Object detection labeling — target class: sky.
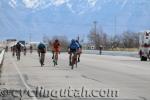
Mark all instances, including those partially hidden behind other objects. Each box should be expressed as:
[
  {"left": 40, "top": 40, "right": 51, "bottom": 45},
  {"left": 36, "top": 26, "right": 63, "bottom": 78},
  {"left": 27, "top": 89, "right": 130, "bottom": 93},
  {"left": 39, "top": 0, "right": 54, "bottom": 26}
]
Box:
[{"left": 0, "top": 0, "right": 150, "bottom": 42}]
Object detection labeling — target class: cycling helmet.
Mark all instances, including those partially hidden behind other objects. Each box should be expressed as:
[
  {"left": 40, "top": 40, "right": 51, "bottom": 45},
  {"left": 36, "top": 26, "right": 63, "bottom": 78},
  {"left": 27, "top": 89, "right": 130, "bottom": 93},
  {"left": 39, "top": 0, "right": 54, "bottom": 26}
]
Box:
[
  {"left": 71, "top": 39, "right": 76, "bottom": 43},
  {"left": 55, "top": 39, "right": 59, "bottom": 43}
]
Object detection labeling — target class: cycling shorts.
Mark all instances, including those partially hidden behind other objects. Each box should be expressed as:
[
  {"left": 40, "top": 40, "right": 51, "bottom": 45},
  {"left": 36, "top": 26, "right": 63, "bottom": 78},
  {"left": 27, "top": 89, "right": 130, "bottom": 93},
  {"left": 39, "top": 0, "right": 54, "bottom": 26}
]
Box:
[
  {"left": 53, "top": 48, "right": 60, "bottom": 53},
  {"left": 70, "top": 49, "right": 77, "bottom": 53}
]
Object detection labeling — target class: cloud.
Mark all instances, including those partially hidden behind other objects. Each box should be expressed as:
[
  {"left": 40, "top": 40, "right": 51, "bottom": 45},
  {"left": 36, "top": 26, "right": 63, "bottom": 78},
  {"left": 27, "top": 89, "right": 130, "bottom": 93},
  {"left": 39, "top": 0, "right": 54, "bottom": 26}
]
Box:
[
  {"left": 88, "top": 0, "right": 97, "bottom": 7},
  {"left": 22, "top": 0, "right": 70, "bottom": 9},
  {"left": 121, "top": 0, "right": 128, "bottom": 9},
  {"left": 51, "top": 0, "right": 67, "bottom": 6},
  {"left": 22, "top": 0, "right": 42, "bottom": 9},
  {"left": 66, "top": 2, "right": 75, "bottom": 13},
  {"left": 9, "top": 0, "right": 17, "bottom": 8}
]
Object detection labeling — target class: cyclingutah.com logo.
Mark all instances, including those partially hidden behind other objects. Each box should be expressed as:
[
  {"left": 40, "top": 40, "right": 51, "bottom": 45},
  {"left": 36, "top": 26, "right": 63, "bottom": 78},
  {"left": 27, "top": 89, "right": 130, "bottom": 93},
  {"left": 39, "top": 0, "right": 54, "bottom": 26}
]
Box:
[{"left": 0, "top": 86, "right": 119, "bottom": 100}]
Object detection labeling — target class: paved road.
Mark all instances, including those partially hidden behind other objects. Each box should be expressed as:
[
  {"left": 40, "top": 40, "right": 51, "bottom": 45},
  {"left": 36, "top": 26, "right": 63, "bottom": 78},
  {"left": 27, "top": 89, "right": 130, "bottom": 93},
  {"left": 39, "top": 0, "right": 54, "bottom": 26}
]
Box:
[{"left": 0, "top": 51, "right": 150, "bottom": 100}]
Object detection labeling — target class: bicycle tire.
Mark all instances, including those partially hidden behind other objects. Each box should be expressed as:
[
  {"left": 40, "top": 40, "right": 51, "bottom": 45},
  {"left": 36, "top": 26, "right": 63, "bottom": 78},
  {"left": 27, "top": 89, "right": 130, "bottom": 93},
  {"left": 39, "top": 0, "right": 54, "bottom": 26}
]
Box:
[
  {"left": 71, "top": 64, "right": 74, "bottom": 70},
  {"left": 53, "top": 53, "right": 58, "bottom": 66},
  {"left": 71, "top": 57, "right": 76, "bottom": 70},
  {"left": 40, "top": 59, "right": 42, "bottom": 66},
  {"left": 76, "top": 60, "right": 77, "bottom": 68},
  {"left": 53, "top": 59, "right": 56, "bottom": 66}
]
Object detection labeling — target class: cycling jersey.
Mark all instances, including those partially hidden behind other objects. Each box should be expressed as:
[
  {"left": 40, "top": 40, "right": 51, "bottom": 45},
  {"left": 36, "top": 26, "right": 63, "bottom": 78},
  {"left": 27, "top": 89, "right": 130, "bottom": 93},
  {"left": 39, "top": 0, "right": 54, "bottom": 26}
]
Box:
[
  {"left": 53, "top": 42, "right": 60, "bottom": 52},
  {"left": 16, "top": 43, "right": 21, "bottom": 52},
  {"left": 38, "top": 43, "right": 46, "bottom": 53}
]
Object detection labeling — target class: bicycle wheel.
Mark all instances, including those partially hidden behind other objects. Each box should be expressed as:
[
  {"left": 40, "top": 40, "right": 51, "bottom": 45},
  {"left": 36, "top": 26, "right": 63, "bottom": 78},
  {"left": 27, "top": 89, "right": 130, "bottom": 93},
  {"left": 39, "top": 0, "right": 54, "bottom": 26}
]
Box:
[
  {"left": 53, "top": 53, "right": 56, "bottom": 66},
  {"left": 40, "top": 59, "right": 42, "bottom": 66},
  {"left": 40, "top": 54, "right": 44, "bottom": 67},
  {"left": 17, "top": 52, "right": 20, "bottom": 60},
  {"left": 53, "top": 59, "right": 56, "bottom": 66},
  {"left": 75, "top": 59, "right": 78, "bottom": 68},
  {"left": 71, "top": 63, "right": 74, "bottom": 70},
  {"left": 17, "top": 55, "right": 19, "bottom": 60},
  {"left": 71, "top": 55, "right": 75, "bottom": 70}
]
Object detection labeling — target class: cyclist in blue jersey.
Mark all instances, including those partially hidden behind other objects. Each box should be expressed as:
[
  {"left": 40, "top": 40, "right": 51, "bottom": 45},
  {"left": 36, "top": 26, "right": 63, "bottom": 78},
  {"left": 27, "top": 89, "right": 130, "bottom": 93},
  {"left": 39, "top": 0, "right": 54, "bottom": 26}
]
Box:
[{"left": 68, "top": 39, "right": 80, "bottom": 66}]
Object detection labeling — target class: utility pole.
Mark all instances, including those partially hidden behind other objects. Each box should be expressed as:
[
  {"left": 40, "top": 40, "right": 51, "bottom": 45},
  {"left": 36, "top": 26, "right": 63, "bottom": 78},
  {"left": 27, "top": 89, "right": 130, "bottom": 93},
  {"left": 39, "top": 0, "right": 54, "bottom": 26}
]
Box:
[
  {"left": 77, "top": 34, "right": 80, "bottom": 41},
  {"left": 114, "top": 16, "right": 117, "bottom": 36},
  {"left": 29, "top": 33, "right": 31, "bottom": 44},
  {"left": 94, "top": 21, "right": 97, "bottom": 35},
  {"left": 111, "top": 16, "right": 117, "bottom": 50},
  {"left": 93, "top": 21, "right": 99, "bottom": 50}
]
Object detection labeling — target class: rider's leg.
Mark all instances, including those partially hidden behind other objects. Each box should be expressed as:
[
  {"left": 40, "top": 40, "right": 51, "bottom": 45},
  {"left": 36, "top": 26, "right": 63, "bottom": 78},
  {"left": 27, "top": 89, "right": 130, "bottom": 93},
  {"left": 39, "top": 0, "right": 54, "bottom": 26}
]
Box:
[
  {"left": 19, "top": 52, "right": 20, "bottom": 60},
  {"left": 78, "top": 53, "right": 80, "bottom": 62},
  {"left": 52, "top": 51, "right": 54, "bottom": 59},
  {"left": 39, "top": 52, "right": 42, "bottom": 65},
  {"left": 72, "top": 53, "right": 75, "bottom": 64},
  {"left": 74, "top": 52, "right": 77, "bottom": 64},
  {"left": 69, "top": 53, "right": 72, "bottom": 65},
  {"left": 55, "top": 52, "right": 58, "bottom": 61},
  {"left": 41, "top": 53, "right": 45, "bottom": 65},
  {"left": 55, "top": 52, "right": 58, "bottom": 65},
  {"left": 38, "top": 51, "right": 40, "bottom": 57},
  {"left": 42, "top": 53, "right": 45, "bottom": 65}
]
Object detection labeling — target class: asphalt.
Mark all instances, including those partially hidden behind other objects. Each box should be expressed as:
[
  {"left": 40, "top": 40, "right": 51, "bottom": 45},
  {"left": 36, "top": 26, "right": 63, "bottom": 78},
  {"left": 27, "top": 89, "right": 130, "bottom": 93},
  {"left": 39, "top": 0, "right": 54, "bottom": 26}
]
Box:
[{"left": 0, "top": 51, "right": 150, "bottom": 100}]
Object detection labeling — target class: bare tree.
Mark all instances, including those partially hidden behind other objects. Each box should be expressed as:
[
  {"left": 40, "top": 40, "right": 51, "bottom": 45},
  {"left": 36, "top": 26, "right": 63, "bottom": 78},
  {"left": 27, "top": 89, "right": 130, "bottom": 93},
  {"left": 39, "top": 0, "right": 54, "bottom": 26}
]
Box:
[
  {"left": 121, "top": 31, "right": 139, "bottom": 48},
  {"left": 111, "top": 34, "right": 121, "bottom": 49},
  {"left": 88, "top": 25, "right": 108, "bottom": 50},
  {"left": 43, "top": 35, "right": 50, "bottom": 44}
]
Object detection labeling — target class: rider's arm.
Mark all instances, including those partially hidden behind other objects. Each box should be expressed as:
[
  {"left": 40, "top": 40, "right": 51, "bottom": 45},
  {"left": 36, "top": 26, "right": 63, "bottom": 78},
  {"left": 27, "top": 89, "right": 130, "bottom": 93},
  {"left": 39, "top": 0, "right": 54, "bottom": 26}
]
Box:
[
  {"left": 68, "top": 46, "right": 70, "bottom": 54},
  {"left": 44, "top": 47, "right": 46, "bottom": 53},
  {"left": 58, "top": 43, "right": 61, "bottom": 54}
]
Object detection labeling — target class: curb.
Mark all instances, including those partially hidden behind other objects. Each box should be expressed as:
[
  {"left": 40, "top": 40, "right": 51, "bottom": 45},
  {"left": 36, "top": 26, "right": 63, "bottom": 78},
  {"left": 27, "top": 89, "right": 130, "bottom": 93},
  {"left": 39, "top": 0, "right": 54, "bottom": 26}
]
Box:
[{"left": 0, "top": 49, "right": 5, "bottom": 68}]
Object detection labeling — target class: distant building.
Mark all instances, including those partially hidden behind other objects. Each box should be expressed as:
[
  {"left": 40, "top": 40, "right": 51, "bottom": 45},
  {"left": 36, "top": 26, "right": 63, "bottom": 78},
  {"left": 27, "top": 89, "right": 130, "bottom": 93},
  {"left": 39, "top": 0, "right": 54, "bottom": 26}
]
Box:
[
  {"left": 82, "top": 43, "right": 96, "bottom": 50},
  {"left": 6, "top": 39, "right": 16, "bottom": 44},
  {"left": 27, "top": 42, "right": 48, "bottom": 50},
  {"left": 0, "top": 40, "right": 7, "bottom": 48},
  {"left": 6, "top": 39, "right": 17, "bottom": 47},
  {"left": 28, "top": 42, "right": 40, "bottom": 50}
]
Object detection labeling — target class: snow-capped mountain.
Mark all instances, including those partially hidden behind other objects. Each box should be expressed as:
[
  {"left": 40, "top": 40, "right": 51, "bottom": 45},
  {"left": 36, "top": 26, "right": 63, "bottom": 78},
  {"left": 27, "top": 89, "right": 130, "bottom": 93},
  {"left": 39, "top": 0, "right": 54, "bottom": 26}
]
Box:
[{"left": 0, "top": 0, "right": 150, "bottom": 41}]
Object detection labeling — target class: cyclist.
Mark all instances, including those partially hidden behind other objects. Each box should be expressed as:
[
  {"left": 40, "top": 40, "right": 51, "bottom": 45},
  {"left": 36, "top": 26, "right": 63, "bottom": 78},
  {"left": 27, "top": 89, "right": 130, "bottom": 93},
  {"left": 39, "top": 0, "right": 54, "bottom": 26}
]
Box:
[
  {"left": 99, "top": 45, "right": 103, "bottom": 55},
  {"left": 16, "top": 42, "right": 21, "bottom": 60},
  {"left": 12, "top": 45, "right": 16, "bottom": 57},
  {"left": 68, "top": 39, "right": 80, "bottom": 66},
  {"left": 30, "top": 45, "right": 33, "bottom": 53},
  {"left": 52, "top": 39, "right": 60, "bottom": 65},
  {"left": 37, "top": 42, "right": 46, "bottom": 66},
  {"left": 23, "top": 46, "right": 27, "bottom": 56},
  {"left": 76, "top": 40, "right": 82, "bottom": 62},
  {"left": 37, "top": 48, "right": 40, "bottom": 57},
  {"left": 5, "top": 46, "right": 8, "bottom": 52}
]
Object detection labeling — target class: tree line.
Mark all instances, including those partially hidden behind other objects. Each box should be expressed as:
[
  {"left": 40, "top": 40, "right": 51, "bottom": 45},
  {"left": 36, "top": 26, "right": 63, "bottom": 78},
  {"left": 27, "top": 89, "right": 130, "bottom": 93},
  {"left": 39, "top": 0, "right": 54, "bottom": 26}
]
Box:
[
  {"left": 43, "top": 27, "right": 139, "bottom": 51},
  {"left": 88, "top": 26, "right": 139, "bottom": 50}
]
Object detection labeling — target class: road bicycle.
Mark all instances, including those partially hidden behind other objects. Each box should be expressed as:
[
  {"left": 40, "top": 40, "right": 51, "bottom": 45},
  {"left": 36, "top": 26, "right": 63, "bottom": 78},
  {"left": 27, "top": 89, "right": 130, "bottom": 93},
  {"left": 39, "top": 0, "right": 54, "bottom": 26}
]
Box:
[
  {"left": 53, "top": 52, "right": 58, "bottom": 66},
  {"left": 71, "top": 52, "right": 78, "bottom": 70},
  {"left": 40, "top": 53, "right": 45, "bottom": 67},
  {"left": 16, "top": 51, "right": 20, "bottom": 60}
]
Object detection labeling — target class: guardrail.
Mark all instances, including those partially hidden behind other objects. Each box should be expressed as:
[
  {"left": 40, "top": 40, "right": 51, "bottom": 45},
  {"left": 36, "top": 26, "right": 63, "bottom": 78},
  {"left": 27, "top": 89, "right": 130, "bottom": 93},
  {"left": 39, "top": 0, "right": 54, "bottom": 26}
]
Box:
[
  {"left": 0, "top": 49, "right": 5, "bottom": 67},
  {"left": 82, "top": 50, "right": 139, "bottom": 58}
]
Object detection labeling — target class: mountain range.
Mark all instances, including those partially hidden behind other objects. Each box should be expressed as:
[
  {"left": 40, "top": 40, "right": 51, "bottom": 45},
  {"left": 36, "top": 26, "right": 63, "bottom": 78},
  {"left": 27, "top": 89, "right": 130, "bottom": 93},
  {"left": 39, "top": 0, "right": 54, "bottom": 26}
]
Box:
[{"left": 0, "top": 0, "right": 150, "bottom": 41}]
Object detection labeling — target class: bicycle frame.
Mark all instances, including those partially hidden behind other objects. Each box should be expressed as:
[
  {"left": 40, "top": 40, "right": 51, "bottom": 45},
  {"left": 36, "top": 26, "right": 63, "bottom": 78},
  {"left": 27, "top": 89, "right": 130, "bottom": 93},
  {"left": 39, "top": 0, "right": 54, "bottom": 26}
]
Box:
[
  {"left": 40, "top": 53, "right": 45, "bottom": 66},
  {"left": 53, "top": 52, "right": 58, "bottom": 66},
  {"left": 71, "top": 52, "right": 78, "bottom": 69},
  {"left": 16, "top": 51, "right": 20, "bottom": 60}
]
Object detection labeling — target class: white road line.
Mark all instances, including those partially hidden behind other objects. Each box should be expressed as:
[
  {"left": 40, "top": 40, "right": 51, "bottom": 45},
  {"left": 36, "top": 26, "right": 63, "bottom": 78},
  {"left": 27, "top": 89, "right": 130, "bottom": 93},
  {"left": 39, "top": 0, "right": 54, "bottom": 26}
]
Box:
[{"left": 11, "top": 58, "right": 38, "bottom": 100}]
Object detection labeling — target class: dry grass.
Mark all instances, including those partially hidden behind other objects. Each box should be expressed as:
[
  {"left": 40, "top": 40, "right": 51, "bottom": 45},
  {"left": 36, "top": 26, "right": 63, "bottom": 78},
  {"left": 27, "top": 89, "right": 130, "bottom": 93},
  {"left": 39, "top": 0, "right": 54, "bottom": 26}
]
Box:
[{"left": 107, "top": 48, "right": 138, "bottom": 51}]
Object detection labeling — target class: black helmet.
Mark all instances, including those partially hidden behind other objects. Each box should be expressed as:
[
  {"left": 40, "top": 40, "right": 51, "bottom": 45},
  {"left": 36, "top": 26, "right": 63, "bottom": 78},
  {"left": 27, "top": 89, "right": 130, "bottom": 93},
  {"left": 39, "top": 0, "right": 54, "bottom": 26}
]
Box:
[
  {"left": 71, "top": 39, "right": 75, "bottom": 43},
  {"left": 55, "top": 39, "right": 59, "bottom": 43}
]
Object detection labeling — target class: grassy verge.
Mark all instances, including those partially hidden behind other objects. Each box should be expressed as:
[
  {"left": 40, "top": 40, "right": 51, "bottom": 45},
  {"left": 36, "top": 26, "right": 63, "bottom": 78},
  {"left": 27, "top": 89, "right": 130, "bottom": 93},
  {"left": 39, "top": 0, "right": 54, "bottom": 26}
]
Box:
[{"left": 106, "top": 48, "right": 138, "bottom": 52}]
